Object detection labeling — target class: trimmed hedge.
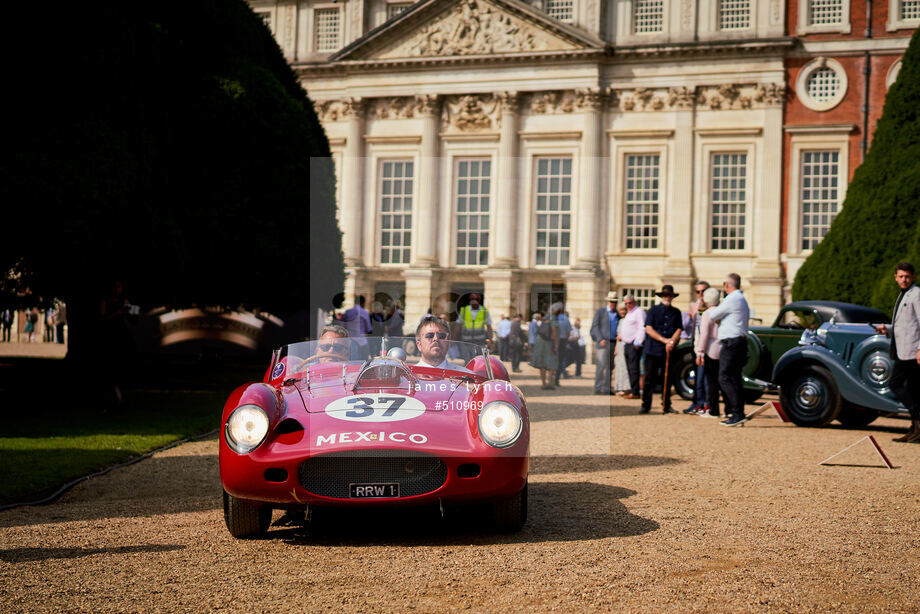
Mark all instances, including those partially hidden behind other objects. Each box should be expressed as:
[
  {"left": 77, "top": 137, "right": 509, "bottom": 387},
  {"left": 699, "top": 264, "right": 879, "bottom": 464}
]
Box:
[{"left": 792, "top": 29, "right": 920, "bottom": 312}]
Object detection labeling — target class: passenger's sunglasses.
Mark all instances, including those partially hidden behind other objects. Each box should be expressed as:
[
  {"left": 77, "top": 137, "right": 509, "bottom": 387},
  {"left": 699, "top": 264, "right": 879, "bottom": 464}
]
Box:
[
  {"left": 318, "top": 343, "right": 347, "bottom": 353},
  {"left": 423, "top": 332, "right": 448, "bottom": 340}
]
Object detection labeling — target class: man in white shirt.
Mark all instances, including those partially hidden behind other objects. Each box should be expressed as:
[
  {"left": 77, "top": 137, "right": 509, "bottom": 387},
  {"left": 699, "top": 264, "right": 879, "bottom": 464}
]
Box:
[
  {"left": 618, "top": 295, "right": 647, "bottom": 399},
  {"left": 415, "top": 315, "right": 452, "bottom": 369},
  {"left": 704, "top": 273, "right": 750, "bottom": 426},
  {"left": 496, "top": 314, "right": 512, "bottom": 361}
]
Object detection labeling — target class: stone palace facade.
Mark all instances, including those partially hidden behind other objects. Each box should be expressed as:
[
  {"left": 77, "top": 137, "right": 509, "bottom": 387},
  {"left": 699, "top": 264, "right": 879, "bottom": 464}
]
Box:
[{"left": 247, "top": 0, "right": 915, "bottom": 328}]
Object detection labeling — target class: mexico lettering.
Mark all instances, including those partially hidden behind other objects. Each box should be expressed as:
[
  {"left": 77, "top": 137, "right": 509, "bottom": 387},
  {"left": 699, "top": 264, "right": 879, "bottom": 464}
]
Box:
[{"left": 315, "top": 431, "right": 429, "bottom": 446}]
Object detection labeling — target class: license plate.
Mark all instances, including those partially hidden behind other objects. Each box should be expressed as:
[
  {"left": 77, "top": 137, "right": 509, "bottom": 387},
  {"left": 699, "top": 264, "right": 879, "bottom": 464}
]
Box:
[{"left": 349, "top": 483, "right": 400, "bottom": 498}]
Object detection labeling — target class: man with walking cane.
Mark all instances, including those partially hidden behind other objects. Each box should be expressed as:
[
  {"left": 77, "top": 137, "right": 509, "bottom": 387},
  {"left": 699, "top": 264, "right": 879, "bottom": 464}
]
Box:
[{"left": 640, "top": 285, "right": 683, "bottom": 414}]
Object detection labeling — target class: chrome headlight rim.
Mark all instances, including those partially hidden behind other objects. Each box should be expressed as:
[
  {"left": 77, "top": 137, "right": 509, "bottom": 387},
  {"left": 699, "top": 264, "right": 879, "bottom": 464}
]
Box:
[
  {"left": 225, "top": 404, "right": 270, "bottom": 454},
  {"left": 477, "top": 401, "right": 523, "bottom": 449}
]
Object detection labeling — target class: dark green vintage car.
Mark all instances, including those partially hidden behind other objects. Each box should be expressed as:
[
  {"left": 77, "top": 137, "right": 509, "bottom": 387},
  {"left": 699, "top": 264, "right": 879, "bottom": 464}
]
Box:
[{"left": 674, "top": 300, "right": 889, "bottom": 403}]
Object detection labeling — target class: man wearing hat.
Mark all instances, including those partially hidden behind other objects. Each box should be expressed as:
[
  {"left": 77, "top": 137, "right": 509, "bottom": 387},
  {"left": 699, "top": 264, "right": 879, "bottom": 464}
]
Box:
[
  {"left": 641, "top": 284, "right": 683, "bottom": 414},
  {"left": 590, "top": 292, "right": 620, "bottom": 395}
]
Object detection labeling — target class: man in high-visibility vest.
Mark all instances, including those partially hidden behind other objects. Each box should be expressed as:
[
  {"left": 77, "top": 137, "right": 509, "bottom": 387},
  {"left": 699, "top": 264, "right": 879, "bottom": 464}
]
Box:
[{"left": 456, "top": 292, "right": 492, "bottom": 359}]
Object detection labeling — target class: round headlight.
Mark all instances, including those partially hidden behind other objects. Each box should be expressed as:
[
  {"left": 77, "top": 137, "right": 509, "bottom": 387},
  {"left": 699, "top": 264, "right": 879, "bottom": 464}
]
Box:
[
  {"left": 226, "top": 404, "right": 270, "bottom": 453},
  {"left": 478, "top": 401, "right": 523, "bottom": 448}
]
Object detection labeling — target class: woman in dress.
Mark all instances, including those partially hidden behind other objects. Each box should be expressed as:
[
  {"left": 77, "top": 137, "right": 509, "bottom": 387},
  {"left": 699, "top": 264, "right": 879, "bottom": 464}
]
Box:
[
  {"left": 613, "top": 304, "right": 630, "bottom": 395},
  {"left": 529, "top": 302, "right": 561, "bottom": 389}
]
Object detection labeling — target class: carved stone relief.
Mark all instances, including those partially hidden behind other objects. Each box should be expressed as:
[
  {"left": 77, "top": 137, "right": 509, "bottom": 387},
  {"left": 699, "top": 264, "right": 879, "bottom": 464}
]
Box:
[
  {"left": 497, "top": 91, "right": 521, "bottom": 114},
  {"left": 612, "top": 83, "right": 786, "bottom": 112},
  {"left": 574, "top": 88, "right": 606, "bottom": 111},
  {"left": 618, "top": 87, "right": 658, "bottom": 112},
  {"left": 753, "top": 83, "right": 786, "bottom": 106},
  {"left": 441, "top": 94, "right": 500, "bottom": 132},
  {"left": 667, "top": 86, "right": 696, "bottom": 110},
  {"left": 380, "top": 0, "right": 572, "bottom": 58},
  {"left": 370, "top": 98, "right": 417, "bottom": 120},
  {"left": 313, "top": 82, "right": 786, "bottom": 124},
  {"left": 528, "top": 91, "right": 576, "bottom": 114},
  {"left": 314, "top": 98, "right": 367, "bottom": 122}
]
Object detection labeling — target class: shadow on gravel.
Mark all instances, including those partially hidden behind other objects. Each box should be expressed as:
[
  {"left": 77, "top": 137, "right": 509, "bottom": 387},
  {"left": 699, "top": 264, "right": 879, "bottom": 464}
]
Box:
[
  {"left": 0, "top": 453, "right": 219, "bottom": 528},
  {"left": 527, "top": 398, "right": 693, "bottom": 420},
  {"left": 0, "top": 544, "right": 184, "bottom": 563},
  {"left": 823, "top": 422, "right": 909, "bottom": 434},
  {"left": 530, "top": 453, "right": 681, "bottom": 474},
  {"left": 527, "top": 399, "right": 612, "bottom": 422},
  {"left": 277, "top": 481, "right": 658, "bottom": 546}
]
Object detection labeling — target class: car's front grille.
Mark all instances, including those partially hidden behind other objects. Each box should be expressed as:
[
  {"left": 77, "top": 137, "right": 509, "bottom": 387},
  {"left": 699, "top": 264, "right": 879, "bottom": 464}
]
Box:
[{"left": 298, "top": 450, "right": 447, "bottom": 498}]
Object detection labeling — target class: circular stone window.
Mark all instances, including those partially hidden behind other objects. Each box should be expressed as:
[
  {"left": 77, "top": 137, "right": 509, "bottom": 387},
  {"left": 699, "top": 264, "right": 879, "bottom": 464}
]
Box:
[{"left": 796, "top": 57, "right": 848, "bottom": 112}]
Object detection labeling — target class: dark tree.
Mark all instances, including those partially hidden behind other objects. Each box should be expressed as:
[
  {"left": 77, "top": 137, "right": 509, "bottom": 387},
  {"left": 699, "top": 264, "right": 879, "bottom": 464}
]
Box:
[
  {"left": 793, "top": 29, "right": 920, "bottom": 310},
  {"left": 0, "top": 0, "right": 343, "bottom": 362}
]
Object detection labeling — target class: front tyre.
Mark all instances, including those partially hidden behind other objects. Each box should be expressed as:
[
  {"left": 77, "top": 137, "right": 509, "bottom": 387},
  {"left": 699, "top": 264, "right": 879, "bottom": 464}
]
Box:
[
  {"left": 223, "top": 490, "right": 271, "bottom": 538},
  {"left": 492, "top": 483, "right": 527, "bottom": 532},
  {"left": 780, "top": 365, "right": 841, "bottom": 427}
]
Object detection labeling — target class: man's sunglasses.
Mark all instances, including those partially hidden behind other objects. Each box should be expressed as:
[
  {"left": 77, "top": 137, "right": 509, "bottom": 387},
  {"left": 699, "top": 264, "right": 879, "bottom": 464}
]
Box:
[
  {"left": 319, "top": 343, "right": 348, "bottom": 353},
  {"left": 423, "top": 332, "right": 448, "bottom": 340}
]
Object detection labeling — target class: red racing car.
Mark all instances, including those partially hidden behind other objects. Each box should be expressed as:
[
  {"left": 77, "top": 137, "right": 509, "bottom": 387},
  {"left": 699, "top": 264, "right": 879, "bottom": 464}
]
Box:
[{"left": 220, "top": 327, "right": 530, "bottom": 539}]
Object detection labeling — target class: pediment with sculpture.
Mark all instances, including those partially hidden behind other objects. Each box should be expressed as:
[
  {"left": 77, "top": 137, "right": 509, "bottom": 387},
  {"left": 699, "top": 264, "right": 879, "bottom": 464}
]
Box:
[{"left": 346, "top": 0, "right": 590, "bottom": 61}]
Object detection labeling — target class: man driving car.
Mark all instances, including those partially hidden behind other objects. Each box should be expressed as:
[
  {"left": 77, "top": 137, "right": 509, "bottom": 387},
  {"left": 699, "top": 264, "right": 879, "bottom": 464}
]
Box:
[
  {"left": 415, "top": 316, "right": 451, "bottom": 369},
  {"left": 315, "top": 324, "right": 350, "bottom": 362}
]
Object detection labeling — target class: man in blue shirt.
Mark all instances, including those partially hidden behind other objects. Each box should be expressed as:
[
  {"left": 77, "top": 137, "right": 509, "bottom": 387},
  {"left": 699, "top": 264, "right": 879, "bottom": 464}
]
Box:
[
  {"left": 590, "top": 292, "right": 619, "bottom": 395},
  {"left": 641, "top": 285, "right": 684, "bottom": 413},
  {"left": 342, "top": 295, "right": 373, "bottom": 360},
  {"left": 554, "top": 307, "right": 573, "bottom": 385},
  {"left": 528, "top": 313, "right": 541, "bottom": 347},
  {"left": 705, "top": 273, "right": 751, "bottom": 426}
]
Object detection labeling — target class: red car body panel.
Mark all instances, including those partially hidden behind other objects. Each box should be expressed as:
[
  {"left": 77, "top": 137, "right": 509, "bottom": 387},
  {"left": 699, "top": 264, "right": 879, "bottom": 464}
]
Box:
[{"left": 220, "top": 356, "right": 529, "bottom": 508}]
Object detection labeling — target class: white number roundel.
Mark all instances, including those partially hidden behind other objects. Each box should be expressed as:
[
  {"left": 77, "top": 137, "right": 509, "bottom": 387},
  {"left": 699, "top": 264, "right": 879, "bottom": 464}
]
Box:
[{"left": 324, "top": 393, "right": 426, "bottom": 422}]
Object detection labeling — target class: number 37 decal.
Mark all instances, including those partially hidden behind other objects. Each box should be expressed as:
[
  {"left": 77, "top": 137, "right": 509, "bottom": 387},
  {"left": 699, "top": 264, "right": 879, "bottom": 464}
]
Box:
[{"left": 324, "top": 393, "right": 426, "bottom": 422}]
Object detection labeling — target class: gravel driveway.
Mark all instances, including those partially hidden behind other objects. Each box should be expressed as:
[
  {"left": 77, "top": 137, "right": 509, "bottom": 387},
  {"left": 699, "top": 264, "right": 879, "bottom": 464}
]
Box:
[{"left": 2, "top": 365, "right": 919, "bottom": 613}]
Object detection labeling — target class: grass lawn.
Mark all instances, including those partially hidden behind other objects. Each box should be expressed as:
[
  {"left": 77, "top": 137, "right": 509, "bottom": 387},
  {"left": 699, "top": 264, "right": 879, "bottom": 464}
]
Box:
[{"left": 0, "top": 357, "right": 263, "bottom": 504}]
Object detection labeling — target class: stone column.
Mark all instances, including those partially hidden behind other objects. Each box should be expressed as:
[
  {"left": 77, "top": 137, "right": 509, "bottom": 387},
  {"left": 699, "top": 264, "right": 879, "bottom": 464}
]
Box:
[
  {"left": 574, "top": 88, "right": 605, "bottom": 269},
  {"left": 341, "top": 97, "right": 366, "bottom": 267},
  {"left": 402, "top": 268, "right": 434, "bottom": 333},
  {"left": 414, "top": 94, "right": 440, "bottom": 267},
  {"left": 481, "top": 269, "right": 515, "bottom": 321},
  {"left": 749, "top": 86, "right": 785, "bottom": 319},
  {"left": 495, "top": 91, "right": 520, "bottom": 267},
  {"left": 563, "top": 269, "right": 604, "bottom": 337},
  {"left": 662, "top": 86, "right": 696, "bottom": 304}
]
